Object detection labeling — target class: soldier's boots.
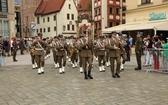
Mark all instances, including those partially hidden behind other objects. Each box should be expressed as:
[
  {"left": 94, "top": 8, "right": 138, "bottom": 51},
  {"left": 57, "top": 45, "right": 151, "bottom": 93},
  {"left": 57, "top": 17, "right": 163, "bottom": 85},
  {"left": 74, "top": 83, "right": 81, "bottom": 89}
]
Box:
[
  {"left": 59, "top": 68, "right": 63, "bottom": 74},
  {"left": 99, "top": 66, "right": 102, "bottom": 72},
  {"left": 32, "top": 64, "right": 36, "bottom": 69},
  {"left": 41, "top": 67, "right": 44, "bottom": 74},
  {"left": 80, "top": 67, "right": 83, "bottom": 73},
  {"left": 84, "top": 71, "right": 88, "bottom": 79},
  {"left": 62, "top": 67, "right": 65, "bottom": 73},
  {"left": 38, "top": 68, "right": 41, "bottom": 74},
  {"left": 74, "top": 62, "right": 78, "bottom": 67},
  {"left": 135, "top": 66, "right": 141, "bottom": 70},
  {"left": 120, "top": 64, "right": 124, "bottom": 71},
  {"left": 88, "top": 71, "right": 93, "bottom": 79},
  {"left": 102, "top": 66, "right": 105, "bottom": 72}
]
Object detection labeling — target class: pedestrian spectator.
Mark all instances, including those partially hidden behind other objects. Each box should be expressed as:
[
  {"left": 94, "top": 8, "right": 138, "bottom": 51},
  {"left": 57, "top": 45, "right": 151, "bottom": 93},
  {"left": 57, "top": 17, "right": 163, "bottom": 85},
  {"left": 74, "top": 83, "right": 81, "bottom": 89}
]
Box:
[
  {"left": 24, "top": 39, "right": 29, "bottom": 53},
  {"left": 129, "top": 35, "right": 133, "bottom": 56},
  {"left": 10, "top": 38, "right": 14, "bottom": 56},
  {"left": 124, "top": 37, "right": 130, "bottom": 61},
  {"left": 12, "top": 37, "right": 18, "bottom": 62},
  {"left": 144, "top": 35, "right": 153, "bottom": 66},
  {"left": 135, "top": 33, "right": 143, "bottom": 70},
  {"left": 162, "top": 38, "right": 168, "bottom": 70},
  {"left": 152, "top": 37, "right": 161, "bottom": 70},
  {"left": 3, "top": 38, "right": 10, "bottom": 57},
  {"left": 19, "top": 38, "right": 25, "bottom": 55}
]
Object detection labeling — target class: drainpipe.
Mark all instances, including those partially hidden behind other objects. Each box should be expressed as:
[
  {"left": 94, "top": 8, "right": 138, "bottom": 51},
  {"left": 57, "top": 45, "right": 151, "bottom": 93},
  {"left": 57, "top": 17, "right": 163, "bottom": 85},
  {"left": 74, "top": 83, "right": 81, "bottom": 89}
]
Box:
[
  {"left": 55, "top": 13, "right": 57, "bottom": 36},
  {"left": 120, "top": 0, "right": 123, "bottom": 25}
]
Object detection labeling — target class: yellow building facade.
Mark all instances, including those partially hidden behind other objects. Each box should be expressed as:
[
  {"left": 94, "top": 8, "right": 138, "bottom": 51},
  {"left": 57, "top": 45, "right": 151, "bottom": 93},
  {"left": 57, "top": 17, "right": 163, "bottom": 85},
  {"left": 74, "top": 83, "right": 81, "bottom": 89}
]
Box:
[{"left": 126, "top": 0, "right": 168, "bottom": 23}]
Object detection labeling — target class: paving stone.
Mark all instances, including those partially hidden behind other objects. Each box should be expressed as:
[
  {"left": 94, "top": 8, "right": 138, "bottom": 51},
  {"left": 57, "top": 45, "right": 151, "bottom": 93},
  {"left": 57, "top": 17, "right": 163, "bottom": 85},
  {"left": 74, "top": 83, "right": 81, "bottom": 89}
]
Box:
[{"left": 0, "top": 53, "right": 168, "bottom": 104}]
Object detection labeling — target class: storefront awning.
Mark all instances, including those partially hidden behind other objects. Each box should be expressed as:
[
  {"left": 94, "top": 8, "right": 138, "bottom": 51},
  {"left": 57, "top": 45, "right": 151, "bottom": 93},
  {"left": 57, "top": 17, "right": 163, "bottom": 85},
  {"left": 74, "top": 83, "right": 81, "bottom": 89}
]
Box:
[
  {"left": 102, "top": 21, "right": 168, "bottom": 34},
  {"left": 126, "top": 21, "right": 168, "bottom": 31},
  {"left": 102, "top": 23, "right": 140, "bottom": 33}
]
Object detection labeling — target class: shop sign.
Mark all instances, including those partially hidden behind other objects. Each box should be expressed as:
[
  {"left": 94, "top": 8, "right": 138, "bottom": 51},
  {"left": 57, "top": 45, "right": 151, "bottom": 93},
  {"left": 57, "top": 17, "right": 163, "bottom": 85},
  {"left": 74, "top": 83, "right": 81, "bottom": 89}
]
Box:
[{"left": 149, "top": 12, "right": 166, "bottom": 21}]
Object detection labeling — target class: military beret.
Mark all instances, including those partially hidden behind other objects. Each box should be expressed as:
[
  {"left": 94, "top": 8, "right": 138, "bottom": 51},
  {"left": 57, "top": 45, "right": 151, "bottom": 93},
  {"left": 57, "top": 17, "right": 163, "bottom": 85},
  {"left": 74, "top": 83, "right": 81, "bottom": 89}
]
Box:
[
  {"left": 58, "top": 34, "right": 63, "bottom": 38},
  {"left": 111, "top": 31, "right": 117, "bottom": 35}
]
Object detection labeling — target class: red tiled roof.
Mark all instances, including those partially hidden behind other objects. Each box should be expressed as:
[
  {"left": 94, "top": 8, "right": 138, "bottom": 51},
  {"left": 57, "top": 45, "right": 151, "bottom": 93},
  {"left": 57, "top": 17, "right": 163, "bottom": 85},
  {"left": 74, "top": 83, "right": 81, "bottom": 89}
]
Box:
[
  {"left": 77, "top": 0, "right": 91, "bottom": 11},
  {"left": 35, "top": 0, "right": 66, "bottom": 15}
]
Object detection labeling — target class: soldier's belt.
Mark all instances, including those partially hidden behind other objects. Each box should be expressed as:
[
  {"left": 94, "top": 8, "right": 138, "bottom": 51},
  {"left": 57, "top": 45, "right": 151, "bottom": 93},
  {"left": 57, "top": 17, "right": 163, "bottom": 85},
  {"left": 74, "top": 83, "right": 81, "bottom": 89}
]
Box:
[
  {"left": 35, "top": 48, "right": 43, "bottom": 50},
  {"left": 99, "top": 48, "right": 105, "bottom": 50},
  {"left": 59, "top": 49, "right": 65, "bottom": 51},
  {"left": 83, "top": 49, "right": 91, "bottom": 50}
]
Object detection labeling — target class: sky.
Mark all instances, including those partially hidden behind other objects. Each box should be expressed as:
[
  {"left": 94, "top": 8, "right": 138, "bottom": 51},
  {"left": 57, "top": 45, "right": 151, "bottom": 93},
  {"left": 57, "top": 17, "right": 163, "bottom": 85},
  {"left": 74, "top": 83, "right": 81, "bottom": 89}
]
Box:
[{"left": 14, "top": 0, "right": 20, "bottom": 4}]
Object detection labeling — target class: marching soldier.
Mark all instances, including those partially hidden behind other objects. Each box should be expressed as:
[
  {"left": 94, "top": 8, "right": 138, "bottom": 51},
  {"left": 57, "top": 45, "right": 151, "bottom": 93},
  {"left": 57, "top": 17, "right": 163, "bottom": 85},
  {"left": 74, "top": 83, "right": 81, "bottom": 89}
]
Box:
[
  {"left": 118, "top": 34, "right": 127, "bottom": 71},
  {"left": 12, "top": 37, "right": 18, "bottom": 62},
  {"left": 31, "top": 36, "right": 48, "bottom": 74},
  {"left": 55, "top": 34, "right": 68, "bottom": 74},
  {"left": 135, "top": 33, "right": 143, "bottom": 70},
  {"left": 79, "top": 33, "right": 93, "bottom": 79},
  {"left": 29, "top": 37, "right": 37, "bottom": 69},
  {"left": 45, "top": 37, "right": 52, "bottom": 59},
  {"left": 105, "top": 34, "right": 110, "bottom": 67},
  {"left": 52, "top": 36, "right": 59, "bottom": 68},
  {"left": 76, "top": 35, "right": 84, "bottom": 73},
  {"left": 93, "top": 36, "right": 98, "bottom": 61},
  {"left": 69, "top": 36, "right": 78, "bottom": 68},
  {"left": 106, "top": 31, "right": 126, "bottom": 78},
  {"left": 19, "top": 38, "right": 25, "bottom": 55},
  {"left": 94, "top": 35, "right": 106, "bottom": 72}
]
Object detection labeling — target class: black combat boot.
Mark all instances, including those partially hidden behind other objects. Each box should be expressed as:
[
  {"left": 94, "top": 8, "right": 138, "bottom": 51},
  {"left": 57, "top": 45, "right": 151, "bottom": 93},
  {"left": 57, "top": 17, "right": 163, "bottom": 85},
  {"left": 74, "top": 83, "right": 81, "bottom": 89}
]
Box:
[
  {"left": 135, "top": 66, "right": 141, "bottom": 70},
  {"left": 88, "top": 71, "right": 93, "bottom": 79},
  {"left": 84, "top": 71, "right": 88, "bottom": 79},
  {"left": 115, "top": 73, "right": 120, "bottom": 78}
]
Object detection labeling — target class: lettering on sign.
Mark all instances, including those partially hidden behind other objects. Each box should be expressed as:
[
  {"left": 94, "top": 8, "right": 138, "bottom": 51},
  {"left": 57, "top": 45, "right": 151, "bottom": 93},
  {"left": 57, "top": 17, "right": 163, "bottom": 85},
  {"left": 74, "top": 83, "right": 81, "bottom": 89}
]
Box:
[{"left": 149, "top": 12, "right": 166, "bottom": 21}]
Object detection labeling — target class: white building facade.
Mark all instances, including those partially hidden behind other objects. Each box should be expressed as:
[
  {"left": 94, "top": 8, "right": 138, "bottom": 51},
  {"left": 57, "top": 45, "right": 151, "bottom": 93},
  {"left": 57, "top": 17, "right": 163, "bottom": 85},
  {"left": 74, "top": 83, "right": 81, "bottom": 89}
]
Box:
[{"left": 35, "top": 0, "right": 78, "bottom": 38}]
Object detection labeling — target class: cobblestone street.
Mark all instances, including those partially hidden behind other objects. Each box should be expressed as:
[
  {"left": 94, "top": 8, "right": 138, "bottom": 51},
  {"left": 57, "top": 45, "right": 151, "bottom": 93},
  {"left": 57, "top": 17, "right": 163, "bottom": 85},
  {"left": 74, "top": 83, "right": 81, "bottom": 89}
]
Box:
[{"left": 0, "top": 53, "right": 168, "bottom": 105}]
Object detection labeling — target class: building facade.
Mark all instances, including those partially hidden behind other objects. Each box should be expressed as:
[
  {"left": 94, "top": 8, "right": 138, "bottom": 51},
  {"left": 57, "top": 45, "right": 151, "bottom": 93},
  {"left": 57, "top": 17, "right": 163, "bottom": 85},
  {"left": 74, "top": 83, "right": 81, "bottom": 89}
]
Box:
[
  {"left": 125, "top": 0, "right": 168, "bottom": 39},
  {"left": 35, "top": 0, "right": 78, "bottom": 38},
  {"left": 20, "top": 0, "right": 42, "bottom": 38},
  {"left": 74, "top": 0, "right": 94, "bottom": 37},
  {"left": 0, "top": 0, "right": 15, "bottom": 38},
  {"left": 93, "top": 0, "right": 126, "bottom": 35},
  {"left": 15, "top": 2, "right": 21, "bottom": 38}
]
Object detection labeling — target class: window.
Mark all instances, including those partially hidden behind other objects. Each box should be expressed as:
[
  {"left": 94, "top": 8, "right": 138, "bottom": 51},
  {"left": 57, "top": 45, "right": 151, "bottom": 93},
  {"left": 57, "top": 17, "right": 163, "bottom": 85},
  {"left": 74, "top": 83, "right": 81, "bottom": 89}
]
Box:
[
  {"left": 71, "top": 14, "right": 74, "bottom": 20},
  {"left": 37, "top": 17, "right": 40, "bottom": 24},
  {"left": 72, "top": 25, "right": 75, "bottom": 31},
  {"left": 116, "top": 8, "right": 120, "bottom": 15},
  {"left": 69, "top": 4, "right": 71, "bottom": 9},
  {"left": 47, "top": 17, "right": 50, "bottom": 22},
  {"left": 98, "top": 8, "right": 101, "bottom": 15},
  {"left": 67, "top": 24, "right": 70, "bottom": 30},
  {"left": 48, "top": 27, "right": 50, "bottom": 32},
  {"left": 63, "top": 25, "right": 66, "bottom": 31},
  {"left": 0, "top": 0, "right": 8, "bottom": 12},
  {"left": 54, "top": 26, "right": 56, "bottom": 31},
  {"left": 141, "top": 0, "right": 151, "bottom": 4},
  {"left": 37, "top": 29, "right": 38, "bottom": 33},
  {"left": 109, "top": 7, "right": 113, "bottom": 14},
  {"left": 116, "top": 21, "right": 120, "bottom": 26},
  {"left": 43, "top": 18, "right": 45, "bottom": 23},
  {"left": 109, "top": 22, "right": 113, "bottom": 27},
  {"left": 53, "top": 15, "right": 56, "bottom": 21},
  {"left": 67, "top": 14, "right": 70, "bottom": 20},
  {"left": 40, "top": 28, "right": 42, "bottom": 33},
  {"left": 43, "top": 28, "right": 45, "bottom": 33}
]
